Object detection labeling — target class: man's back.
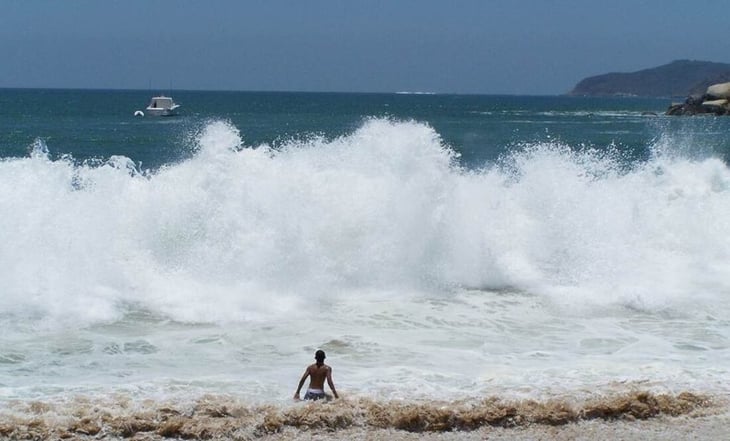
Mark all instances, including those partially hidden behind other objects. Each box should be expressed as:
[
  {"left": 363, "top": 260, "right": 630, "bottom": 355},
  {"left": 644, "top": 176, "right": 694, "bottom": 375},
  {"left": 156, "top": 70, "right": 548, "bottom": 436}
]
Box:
[
  {"left": 294, "top": 350, "right": 339, "bottom": 400},
  {"left": 306, "top": 363, "right": 330, "bottom": 390}
]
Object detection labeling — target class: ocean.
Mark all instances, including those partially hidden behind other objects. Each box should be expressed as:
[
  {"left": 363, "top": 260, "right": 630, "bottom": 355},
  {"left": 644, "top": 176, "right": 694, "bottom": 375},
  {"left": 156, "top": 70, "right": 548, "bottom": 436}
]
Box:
[{"left": 1, "top": 89, "right": 729, "bottom": 439}]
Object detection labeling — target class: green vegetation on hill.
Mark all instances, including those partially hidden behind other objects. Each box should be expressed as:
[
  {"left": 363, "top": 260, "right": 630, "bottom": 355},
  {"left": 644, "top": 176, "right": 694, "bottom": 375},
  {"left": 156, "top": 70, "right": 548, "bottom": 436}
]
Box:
[{"left": 569, "top": 60, "right": 730, "bottom": 97}]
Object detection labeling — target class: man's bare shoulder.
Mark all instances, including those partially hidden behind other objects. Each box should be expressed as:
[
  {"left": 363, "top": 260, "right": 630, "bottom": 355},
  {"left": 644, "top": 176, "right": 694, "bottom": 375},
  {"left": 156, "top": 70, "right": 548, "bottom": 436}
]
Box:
[{"left": 307, "top": 363, "right": 331, "bottom": 371}]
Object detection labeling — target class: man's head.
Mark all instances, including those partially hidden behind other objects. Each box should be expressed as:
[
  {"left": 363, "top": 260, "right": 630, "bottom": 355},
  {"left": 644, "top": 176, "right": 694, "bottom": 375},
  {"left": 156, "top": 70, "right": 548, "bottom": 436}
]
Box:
[{"left": 315, "top": 350, "right": 326, "bottom": 363}]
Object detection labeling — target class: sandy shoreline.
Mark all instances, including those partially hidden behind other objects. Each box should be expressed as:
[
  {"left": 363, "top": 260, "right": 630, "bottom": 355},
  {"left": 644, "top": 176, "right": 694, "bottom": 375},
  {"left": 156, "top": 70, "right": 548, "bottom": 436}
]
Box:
[
  {"left": 256, "top": 413, "right": 730, "bottom": 441},
  {"left": 0, "top": 390, "right": 724, "bottom": 440},
  {"left": 4, "top": 414, "right": 728, "bottom": 441}
]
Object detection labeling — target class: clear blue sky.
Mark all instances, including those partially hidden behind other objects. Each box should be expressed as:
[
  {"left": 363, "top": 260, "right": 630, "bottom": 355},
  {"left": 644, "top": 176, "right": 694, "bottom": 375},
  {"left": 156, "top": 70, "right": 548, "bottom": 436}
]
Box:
[{"left": 0, "top": 0, "right": 727, "bottom": 94}]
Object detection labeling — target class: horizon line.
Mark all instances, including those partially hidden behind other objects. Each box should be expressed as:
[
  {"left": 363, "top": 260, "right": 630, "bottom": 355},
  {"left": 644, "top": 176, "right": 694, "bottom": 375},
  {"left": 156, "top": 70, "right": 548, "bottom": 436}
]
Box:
[
  {"left": 0, "top": 86, "right": 681, "bottom": 99},
  {"left": 0, "top": 85, "right": 576, "bottom": 97}
]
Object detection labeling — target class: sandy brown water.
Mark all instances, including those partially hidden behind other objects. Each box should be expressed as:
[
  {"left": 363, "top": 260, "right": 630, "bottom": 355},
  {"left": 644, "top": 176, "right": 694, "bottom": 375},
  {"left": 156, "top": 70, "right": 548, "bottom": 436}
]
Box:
[{"left": 0, "top": 389, "right": 723, "bottom": 440}]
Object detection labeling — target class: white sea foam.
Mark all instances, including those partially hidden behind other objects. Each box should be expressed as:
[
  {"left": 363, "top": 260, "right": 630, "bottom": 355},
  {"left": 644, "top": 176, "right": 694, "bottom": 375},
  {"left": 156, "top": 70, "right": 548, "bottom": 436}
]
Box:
[{"left": 1, "top": 118, "right": 729, "bottom": 402}]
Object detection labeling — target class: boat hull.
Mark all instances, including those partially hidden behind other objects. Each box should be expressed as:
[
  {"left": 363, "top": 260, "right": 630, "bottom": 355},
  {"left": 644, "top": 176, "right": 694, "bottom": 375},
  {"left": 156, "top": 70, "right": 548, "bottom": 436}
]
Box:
[{"left": 145, "top": 105, "right": 180, "bottom": 117}]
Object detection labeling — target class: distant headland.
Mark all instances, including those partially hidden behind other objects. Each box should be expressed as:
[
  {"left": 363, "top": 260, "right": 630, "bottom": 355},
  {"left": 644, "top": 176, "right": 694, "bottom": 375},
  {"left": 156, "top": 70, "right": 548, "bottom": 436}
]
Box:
[{"left": 568, "top": 60, "right": 730, "bottom": 98}]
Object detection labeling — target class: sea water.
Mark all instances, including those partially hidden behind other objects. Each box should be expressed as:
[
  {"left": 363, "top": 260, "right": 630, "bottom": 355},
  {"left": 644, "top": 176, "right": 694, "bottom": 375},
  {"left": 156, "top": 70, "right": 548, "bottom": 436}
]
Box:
[{"left": 0, "top": 90, "right": 729, "bottom": 434}]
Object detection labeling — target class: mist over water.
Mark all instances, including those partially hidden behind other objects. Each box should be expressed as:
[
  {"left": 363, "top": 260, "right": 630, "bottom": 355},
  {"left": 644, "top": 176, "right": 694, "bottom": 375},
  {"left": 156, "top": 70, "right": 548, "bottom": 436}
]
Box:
[{"left": 1, "top": 114, "right": 730, "bottom": 410}]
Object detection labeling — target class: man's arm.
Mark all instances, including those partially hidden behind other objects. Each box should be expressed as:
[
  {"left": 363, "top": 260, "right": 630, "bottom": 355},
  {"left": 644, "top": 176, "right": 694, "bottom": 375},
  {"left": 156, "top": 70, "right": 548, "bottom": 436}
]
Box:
[
  {"left": 294, "top": 369, "right": 309, "bottom": 400},
  {"left": 326, "top": 367, "right": 339, "bottom": 399}
]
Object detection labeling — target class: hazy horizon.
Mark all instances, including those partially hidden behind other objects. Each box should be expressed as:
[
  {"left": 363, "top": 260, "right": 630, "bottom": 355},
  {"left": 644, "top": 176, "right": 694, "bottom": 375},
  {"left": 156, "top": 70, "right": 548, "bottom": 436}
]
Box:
[{"left": 1, "top": 1, "right": 728, "bottom": 95}]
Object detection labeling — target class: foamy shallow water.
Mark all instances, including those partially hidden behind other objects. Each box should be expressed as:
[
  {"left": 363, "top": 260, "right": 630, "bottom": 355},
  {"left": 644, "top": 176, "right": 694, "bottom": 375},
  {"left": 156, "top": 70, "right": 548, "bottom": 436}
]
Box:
[{"left": 2, "top": 287, "right": 729, "bottom": 405}]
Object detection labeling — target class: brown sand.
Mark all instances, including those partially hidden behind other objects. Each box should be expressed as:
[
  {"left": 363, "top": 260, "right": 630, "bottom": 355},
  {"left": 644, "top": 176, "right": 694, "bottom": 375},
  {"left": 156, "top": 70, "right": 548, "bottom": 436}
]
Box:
[
  {"left": 0, "top": 390, "right": 724, "bottom": 440},
  {"left": 257, "top": 413, "right": 730, "bottom": 441}
]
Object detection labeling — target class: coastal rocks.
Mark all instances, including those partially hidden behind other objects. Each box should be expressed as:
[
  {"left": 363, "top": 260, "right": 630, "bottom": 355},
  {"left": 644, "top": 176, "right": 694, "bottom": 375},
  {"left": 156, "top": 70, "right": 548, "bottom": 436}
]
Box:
[
  {"left": 707, "top": 82, "right": 730, "bottom": 97},
  {"left": 667, "top": 81, "right": 730, "bottom": 115}
]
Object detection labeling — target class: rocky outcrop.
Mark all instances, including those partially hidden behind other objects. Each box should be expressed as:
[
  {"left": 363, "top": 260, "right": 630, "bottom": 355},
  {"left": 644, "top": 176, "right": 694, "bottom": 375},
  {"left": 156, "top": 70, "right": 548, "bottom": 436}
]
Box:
[{"left": 666, "top": 81, "right": 730, "bottom": 115}]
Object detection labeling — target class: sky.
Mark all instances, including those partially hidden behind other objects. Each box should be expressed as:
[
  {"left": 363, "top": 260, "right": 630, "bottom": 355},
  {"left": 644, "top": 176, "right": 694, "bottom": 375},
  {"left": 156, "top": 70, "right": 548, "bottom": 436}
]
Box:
[{"left": 0, "top": 0, "right": 728, "bottom": 95}]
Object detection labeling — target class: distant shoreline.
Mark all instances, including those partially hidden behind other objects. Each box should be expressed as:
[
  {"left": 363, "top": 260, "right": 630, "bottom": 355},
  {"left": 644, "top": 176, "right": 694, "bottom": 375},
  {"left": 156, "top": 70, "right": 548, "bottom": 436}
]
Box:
[{"left": 569, "top": 60, "right": 730, "bottom": 98}]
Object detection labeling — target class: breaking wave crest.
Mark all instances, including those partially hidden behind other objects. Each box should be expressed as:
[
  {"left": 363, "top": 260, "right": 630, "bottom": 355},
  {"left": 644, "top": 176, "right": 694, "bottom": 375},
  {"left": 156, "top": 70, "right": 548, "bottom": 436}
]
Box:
[{"left": 2, "top": 118, "right": 730, "bottom": 327}]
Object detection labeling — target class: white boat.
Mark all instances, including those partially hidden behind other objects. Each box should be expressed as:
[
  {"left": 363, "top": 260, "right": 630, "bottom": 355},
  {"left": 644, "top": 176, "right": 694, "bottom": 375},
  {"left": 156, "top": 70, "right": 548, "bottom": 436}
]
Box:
[{"left": 145, "top": 95, "right": 180, "bottom": 116}]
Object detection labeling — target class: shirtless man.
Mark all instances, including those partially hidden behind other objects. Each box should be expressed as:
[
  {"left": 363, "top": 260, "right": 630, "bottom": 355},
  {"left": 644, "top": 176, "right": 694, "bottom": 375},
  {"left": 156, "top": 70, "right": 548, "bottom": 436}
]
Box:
[{"left": 293, "top": 350, "right": 339, "bottom": 401}]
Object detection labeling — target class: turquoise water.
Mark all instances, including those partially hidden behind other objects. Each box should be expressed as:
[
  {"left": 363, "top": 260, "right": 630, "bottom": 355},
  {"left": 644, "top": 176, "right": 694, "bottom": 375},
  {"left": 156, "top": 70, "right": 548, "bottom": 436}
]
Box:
[{"left": 0, "top": 89, "right": 693, "bottom": 169}]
